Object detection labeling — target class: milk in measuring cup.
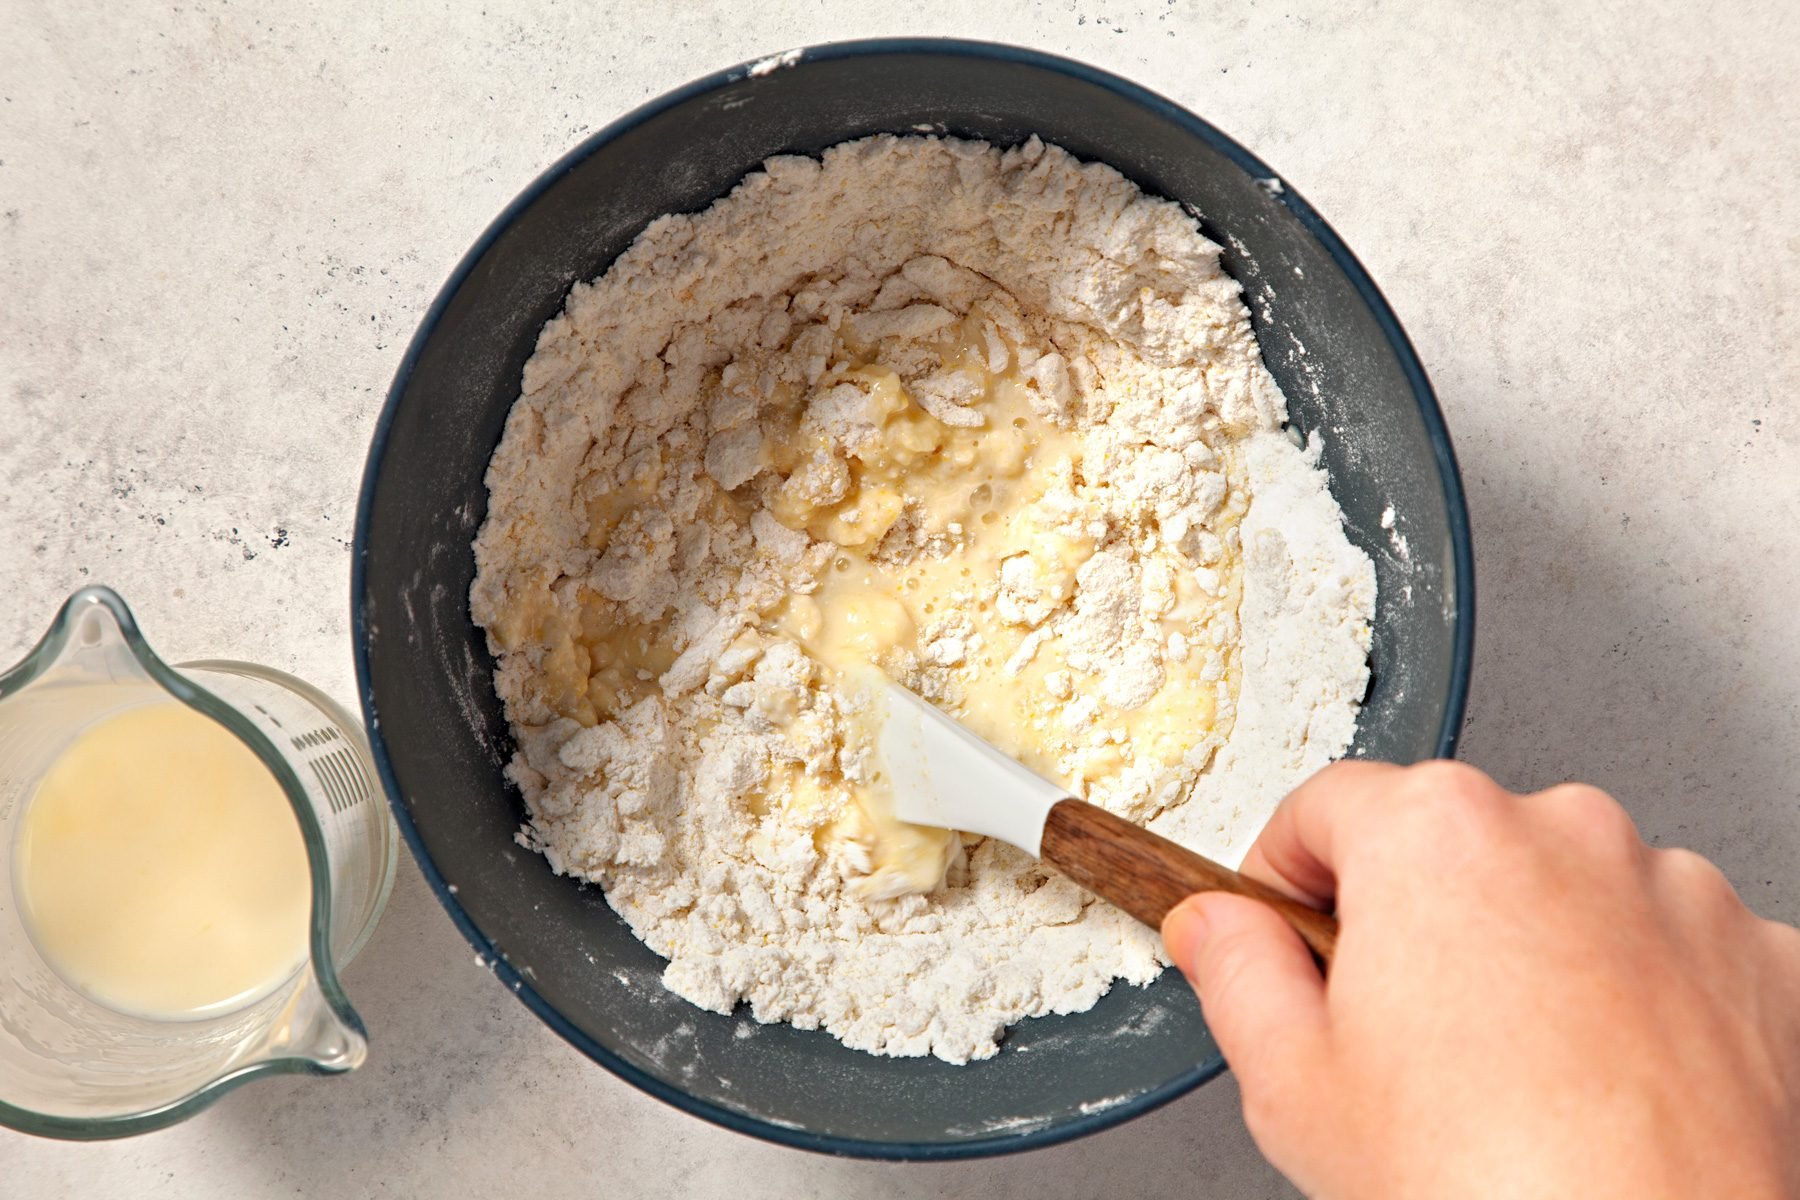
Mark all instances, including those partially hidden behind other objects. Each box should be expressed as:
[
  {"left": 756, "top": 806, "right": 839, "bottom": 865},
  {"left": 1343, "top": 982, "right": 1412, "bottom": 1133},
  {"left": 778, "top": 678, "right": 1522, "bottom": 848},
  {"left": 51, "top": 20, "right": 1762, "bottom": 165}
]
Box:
[{"left": 14, "top": 703, "right": 311, "bottom": 1020}]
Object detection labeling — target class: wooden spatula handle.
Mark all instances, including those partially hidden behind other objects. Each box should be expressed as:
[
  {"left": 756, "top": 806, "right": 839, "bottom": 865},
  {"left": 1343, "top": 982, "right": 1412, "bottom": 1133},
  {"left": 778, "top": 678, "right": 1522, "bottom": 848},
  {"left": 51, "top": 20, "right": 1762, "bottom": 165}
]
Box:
[{"left": 1039, "top": 798, "right": 1337, "bottom": 964}]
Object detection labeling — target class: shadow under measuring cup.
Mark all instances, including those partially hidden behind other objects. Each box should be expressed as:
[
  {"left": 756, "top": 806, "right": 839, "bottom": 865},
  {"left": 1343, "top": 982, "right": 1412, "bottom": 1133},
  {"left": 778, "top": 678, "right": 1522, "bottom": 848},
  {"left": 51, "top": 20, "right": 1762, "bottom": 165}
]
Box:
[{"left": 0, "top": 586, "right": 396, "bottom": 1139}]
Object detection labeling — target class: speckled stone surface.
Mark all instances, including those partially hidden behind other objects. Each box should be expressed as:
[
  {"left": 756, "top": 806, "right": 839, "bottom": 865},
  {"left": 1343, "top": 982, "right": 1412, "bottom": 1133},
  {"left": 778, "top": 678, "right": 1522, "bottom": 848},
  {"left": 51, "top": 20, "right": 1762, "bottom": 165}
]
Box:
[{"left": 3, "top": 2, "right": 1796, "bottom": 1195}]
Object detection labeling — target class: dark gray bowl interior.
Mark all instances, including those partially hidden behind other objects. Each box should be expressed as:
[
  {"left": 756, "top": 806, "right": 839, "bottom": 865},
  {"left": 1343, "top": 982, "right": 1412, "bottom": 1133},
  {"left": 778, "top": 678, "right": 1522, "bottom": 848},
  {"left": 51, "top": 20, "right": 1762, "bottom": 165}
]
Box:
[{"left": 354, "top": 40, "right": 1472, "bottom": 1160}]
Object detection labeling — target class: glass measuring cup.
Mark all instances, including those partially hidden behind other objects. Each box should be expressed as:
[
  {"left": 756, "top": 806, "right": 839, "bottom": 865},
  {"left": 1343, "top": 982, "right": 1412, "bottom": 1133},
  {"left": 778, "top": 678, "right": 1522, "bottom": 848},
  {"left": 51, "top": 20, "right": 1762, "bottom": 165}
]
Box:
[{"left": 0, "top": 586, "right": 396, "bottom": 1139}]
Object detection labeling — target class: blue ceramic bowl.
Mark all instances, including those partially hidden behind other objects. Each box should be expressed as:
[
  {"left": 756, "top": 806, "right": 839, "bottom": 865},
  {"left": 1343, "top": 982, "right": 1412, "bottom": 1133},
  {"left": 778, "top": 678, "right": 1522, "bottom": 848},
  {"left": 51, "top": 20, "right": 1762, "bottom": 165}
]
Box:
[{"left": 354, "top": 39, "right": 1474, "bottom": 1159}]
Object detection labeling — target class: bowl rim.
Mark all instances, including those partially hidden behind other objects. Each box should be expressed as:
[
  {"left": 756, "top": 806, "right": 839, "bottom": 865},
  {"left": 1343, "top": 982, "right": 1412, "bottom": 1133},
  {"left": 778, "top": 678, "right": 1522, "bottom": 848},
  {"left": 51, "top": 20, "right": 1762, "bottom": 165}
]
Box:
[{"left": 352, "top": 36, "right": 1476, "bottom": 1162}]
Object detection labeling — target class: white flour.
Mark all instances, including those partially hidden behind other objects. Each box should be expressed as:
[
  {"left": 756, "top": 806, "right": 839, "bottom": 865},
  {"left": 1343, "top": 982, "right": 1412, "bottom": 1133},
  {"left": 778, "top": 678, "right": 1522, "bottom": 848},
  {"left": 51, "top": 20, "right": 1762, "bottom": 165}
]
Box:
[{"left": 471, "top": 135, "right": 1374, "bottom": 1062}]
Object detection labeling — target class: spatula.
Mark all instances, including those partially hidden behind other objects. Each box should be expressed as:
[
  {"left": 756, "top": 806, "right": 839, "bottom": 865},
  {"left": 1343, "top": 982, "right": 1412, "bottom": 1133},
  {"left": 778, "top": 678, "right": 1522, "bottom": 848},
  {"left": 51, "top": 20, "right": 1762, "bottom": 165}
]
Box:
[{"left": 863, "top": 673, "right": 1338, "bottom": 963}]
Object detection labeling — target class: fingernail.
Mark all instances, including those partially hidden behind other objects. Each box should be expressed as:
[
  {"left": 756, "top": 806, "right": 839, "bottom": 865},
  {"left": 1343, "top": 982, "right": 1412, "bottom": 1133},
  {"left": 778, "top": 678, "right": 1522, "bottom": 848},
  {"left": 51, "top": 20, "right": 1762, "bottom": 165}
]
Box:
[{"left": 1162, "top": 897, "right": 1211, "bottom": 972}]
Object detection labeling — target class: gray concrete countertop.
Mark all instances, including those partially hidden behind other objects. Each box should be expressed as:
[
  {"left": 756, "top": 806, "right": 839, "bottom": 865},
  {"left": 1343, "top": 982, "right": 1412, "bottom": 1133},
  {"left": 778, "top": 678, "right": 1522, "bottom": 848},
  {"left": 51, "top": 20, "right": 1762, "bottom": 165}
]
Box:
[{"left": 4, "top": 2, "right": 1796, "bottom": 1196}]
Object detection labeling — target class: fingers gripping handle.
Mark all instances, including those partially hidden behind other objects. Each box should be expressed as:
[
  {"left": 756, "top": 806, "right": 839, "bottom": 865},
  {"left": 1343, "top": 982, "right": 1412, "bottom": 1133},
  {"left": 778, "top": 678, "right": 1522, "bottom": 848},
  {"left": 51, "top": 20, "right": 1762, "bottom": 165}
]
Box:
[{"left": 1038, "top": 799, "right": 1338, "bottom": 964}]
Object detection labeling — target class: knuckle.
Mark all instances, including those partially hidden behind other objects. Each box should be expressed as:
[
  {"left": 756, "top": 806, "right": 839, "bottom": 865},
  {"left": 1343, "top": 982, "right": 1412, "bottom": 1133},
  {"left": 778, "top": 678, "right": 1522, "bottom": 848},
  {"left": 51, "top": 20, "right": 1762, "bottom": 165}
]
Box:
[
  {"left": 1407, "top": 759, "right": 1491, "bottom": 799},
  {"left": 1540, "top": 783, "right": 1642, "bottom": 852},
  {"left": 1404, "top": 761, "right": 1504, "bottom": 821},
  {"left": 1545, "top": 782, "right": 1623, "bottom": 816},
  {"left": 1401, "top": 761, "right": 1506, "bottom": 839},
  {"left": 1656, "top": 847, "right": 1742, "bottom": 910}
]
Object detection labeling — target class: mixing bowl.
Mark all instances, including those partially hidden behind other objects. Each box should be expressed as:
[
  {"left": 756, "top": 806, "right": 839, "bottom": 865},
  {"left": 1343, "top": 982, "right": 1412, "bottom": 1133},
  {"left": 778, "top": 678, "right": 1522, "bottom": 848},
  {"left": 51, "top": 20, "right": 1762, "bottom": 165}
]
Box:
[{"left": 353, "top": 39, "right": 1474, "bottom": 1159}]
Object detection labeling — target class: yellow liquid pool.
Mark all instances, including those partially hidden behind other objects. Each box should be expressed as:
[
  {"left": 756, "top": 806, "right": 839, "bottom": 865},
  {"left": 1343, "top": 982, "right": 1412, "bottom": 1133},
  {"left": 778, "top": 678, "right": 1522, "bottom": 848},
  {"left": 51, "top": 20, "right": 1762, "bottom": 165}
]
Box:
[{"left": 13, "top": 703, "right": 312, "bottom": 1020}]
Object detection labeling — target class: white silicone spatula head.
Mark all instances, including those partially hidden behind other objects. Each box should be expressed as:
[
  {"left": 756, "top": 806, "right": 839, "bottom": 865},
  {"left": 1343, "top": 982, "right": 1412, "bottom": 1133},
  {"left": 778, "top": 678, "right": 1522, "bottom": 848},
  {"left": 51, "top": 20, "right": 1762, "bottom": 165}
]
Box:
[{"left": 861, "top": 672, "right": 1069, "bottom": 857}]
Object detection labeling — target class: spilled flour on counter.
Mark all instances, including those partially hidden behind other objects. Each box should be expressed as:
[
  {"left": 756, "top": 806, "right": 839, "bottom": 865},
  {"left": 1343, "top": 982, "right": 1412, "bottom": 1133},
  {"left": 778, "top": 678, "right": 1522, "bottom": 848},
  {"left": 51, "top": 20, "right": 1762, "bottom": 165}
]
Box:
[{"left": 471, "top": 135, "right": 1375, "bottom": 1063}]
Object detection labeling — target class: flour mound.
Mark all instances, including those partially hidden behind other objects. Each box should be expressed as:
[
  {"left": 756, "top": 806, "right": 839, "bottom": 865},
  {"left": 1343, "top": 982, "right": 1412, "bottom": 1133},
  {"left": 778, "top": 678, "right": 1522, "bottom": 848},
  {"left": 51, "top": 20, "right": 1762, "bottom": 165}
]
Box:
[{"left": 471, "top": 135, "right": 1375, "bottom": 1063}]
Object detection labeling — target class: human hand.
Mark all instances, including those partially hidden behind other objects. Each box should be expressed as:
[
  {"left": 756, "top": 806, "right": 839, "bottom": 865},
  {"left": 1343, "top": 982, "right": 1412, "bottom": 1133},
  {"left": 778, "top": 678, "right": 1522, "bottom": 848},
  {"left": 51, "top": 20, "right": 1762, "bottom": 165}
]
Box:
[{"left": 1162, "top": 761, "right": 1800, "bottom": 1199}]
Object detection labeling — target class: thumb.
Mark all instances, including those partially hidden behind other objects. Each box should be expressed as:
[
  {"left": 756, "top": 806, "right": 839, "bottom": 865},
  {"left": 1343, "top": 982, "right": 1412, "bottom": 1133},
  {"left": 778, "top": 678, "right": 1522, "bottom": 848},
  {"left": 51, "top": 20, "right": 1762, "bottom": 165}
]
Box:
[{"left": 1163, "top": 892, "right": 1330, "bottom": 1089}]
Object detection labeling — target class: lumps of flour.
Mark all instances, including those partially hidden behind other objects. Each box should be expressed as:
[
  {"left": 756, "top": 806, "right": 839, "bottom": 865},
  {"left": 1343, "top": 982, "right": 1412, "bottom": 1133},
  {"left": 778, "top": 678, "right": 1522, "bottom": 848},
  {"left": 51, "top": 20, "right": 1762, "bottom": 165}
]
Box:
[{"left": 472, "top": 135, "right": 1375, "bottom": 1063}]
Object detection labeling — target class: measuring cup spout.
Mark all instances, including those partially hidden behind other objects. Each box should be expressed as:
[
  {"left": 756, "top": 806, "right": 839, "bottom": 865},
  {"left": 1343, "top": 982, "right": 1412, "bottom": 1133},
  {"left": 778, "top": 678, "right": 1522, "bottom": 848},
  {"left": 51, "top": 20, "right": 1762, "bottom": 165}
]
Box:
[
  {"left": 259, "top": 976, "right": 370, "bottom": 1073},
  {"left": 0, "top": 585, "right": 160, "bottom": 701}
]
